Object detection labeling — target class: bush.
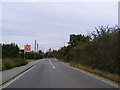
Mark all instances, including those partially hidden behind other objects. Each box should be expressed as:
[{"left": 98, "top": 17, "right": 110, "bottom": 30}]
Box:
[
  {"left": 52, "top": 26, "right": 119, "bottom": 75},
  {"left": 2, "top": 43, "right": 19, "bottom": 58},
  {"left": 2, "top": 58, "right": 28, "bottom": 70},
  {"left": 23, "top": 52, "right": 44, "bottom": 60}
]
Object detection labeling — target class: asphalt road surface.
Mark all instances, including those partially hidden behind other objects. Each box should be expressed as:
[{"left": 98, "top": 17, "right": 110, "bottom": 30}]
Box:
[{"left": 7, "top": 58, "right": 117, "bottom": 88}]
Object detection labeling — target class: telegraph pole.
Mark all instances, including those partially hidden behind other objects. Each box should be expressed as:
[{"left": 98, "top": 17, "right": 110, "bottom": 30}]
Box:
[
  {"left": 34, "top": 40, "right": 36, "bottom": 59},
  {"left": 37, "top": 43, "right": 39, "bottom": 53},
  {"left": 37, "top": 43, "right": 39, "bottom": 59},
  {"left": 26, "top": 44, "right": 28, "bottom": 60}
]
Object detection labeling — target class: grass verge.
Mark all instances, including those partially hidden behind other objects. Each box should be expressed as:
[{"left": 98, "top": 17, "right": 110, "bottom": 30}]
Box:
[
  {"left": 2, "top": 58, "right": 28, "bottom": 71},
  {"left": 26, "top": 59, "right": 35, "bottom": 63},
  {"left": 63, "top": 60, "right": 119, "bottom": 84},
  {"left": 0, "top": 59, "right": 2, "bottom": 71}
]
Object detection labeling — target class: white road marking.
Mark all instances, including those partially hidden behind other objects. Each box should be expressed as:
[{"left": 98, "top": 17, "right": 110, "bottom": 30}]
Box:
[
  {"left": 52, "top": 66, "right": 55, "bottom": 69},
  {"left": 49, "top": 59, "right": 55, "bottom": 69},
  {"left": 61, "top": 62, "right": 118, "bottom": 88},
  {"left": 1, "top": 59, "right": 47, "bottom": 89},
  {"left": 49, "top": 59, "right": 53, "bottom": 65},
  {"left": 1, "top": 66, "right": 35, "bottom": 89},
  {"left": 54, "top": 58, "right": 57, "bottom": 60}
]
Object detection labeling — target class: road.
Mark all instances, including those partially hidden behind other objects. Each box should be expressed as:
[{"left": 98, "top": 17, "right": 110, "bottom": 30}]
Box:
[{"left": 7, "top": 58, "right": 117, "bottom": 88}]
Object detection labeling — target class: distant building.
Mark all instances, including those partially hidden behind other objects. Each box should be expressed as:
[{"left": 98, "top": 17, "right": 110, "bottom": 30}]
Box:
[{"left": 118, "top": 1, "right": 120, "bottom": 27}]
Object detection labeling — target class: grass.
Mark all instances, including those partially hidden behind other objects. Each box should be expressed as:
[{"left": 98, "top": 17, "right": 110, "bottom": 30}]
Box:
[
  {"left": 2, "top": 58, "right": 28, "bottom": 71},
  {"left": 1, "top": 58, "right": 39, "bottom": 71},
  {"left": 0, "top": 59, "right": 2, "bottom": 71},
  {"left": 64, "top": 61, "right": 119, "bottom": 84},
  {"left": 26, "top": 59, "right": 35, "bottom": 63}
]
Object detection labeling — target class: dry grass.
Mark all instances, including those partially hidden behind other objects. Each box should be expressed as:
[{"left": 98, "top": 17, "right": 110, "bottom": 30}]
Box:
[
  {"left": 26, "top": 59, "right": 35, "bottom": 63},
  {"left": 0, "top": 59, "right": 2, "bottom": 71},
  {"left": 2, "top": 58, "right": 28, "bottom": 70},
  {"left": 64, "top": 61, "right": 119, "bottom": 84}
]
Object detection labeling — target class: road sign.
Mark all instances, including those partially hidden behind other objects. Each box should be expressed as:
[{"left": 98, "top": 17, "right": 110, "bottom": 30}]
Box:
[{"left": 24, "top": 45, "right": 31, "bottom": 52}]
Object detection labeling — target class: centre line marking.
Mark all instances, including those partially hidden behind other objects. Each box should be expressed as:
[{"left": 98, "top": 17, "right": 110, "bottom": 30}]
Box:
[
  {"left": 49, "top": 59, "right": 56, "bottom": 69},
  {"left": 52, "top": 66, "right": 55, "bottom": 69}
]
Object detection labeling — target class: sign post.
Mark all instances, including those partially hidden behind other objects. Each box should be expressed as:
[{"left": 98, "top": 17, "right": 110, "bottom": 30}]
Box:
[{"left": 24, "top": 45, "right": 31, "bottom": 59}]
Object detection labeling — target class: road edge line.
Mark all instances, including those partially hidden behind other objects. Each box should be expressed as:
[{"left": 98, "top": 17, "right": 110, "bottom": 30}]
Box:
[
  {"left": 1, "top": 65, "right": 35, "bottom": 89},
  {"left": 61, "top": 61, "right": 119, "bottom": 88}
]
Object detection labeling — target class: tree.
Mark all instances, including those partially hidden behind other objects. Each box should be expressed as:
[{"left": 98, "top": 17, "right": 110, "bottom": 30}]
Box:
[
  {"left": 2, "top": 43, "right": 19, "bottom": 58},
  {"left": 51, "top": 25, "right": 120, "bottom": 74},
  {"left": 68, "top": 34, "right": 91, "bottom": 46}
]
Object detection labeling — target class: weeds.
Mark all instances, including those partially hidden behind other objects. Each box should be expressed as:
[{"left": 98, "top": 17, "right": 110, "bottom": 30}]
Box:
[{"left": 2, "top": 58, "right": 28, "bottom": 70}]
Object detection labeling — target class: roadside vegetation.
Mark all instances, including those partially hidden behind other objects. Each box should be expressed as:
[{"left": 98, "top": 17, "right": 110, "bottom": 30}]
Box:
[
  {"left": 49, "top": 25, "right": 120, "bottom": 83},
  {"left": 0, "top": 44, "right": 2, "bottom": 70},
  {"left": 0, "top": 59, "right": 2, "bottom": 71},
  {"left": 26, "top": 59, "right": 36, "bottom": 63},
  {"left": 2, "top": 58, "right": 28, "bottom": 70},
  {"left": 68, "top": 61, "right": 119, "bottom": 83},
  {"left": 1, "top": 43, "right": 44, "bottom": 71}
]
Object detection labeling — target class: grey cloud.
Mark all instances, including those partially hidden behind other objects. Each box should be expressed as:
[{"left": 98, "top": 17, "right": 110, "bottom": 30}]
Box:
[{"left": 2, "top": 2, "right": 118, "bottom": 51}]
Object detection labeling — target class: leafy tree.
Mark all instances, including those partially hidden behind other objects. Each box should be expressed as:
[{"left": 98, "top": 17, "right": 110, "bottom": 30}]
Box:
[
  {"left": 0, "top": 44, "right": 2, "bottom": 59},
  {"left": 68, "top": 34, "right": 91, "bottom": 46},
  {"left": 51, "top": 25, "right": 119, "bottom": 74},
  {"left": 2, "top": 43, "right": 19, "bottom": 58}
]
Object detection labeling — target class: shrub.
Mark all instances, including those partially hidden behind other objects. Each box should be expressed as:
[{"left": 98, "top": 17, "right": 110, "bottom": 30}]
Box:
[{"left": 2, "top": 58, "right": 28, "bottom": 70}]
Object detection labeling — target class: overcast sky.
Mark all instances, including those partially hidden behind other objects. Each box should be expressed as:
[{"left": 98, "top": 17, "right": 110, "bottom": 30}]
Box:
[{"left": 1, "top": 0, "right": 118, "bottom": 52}]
